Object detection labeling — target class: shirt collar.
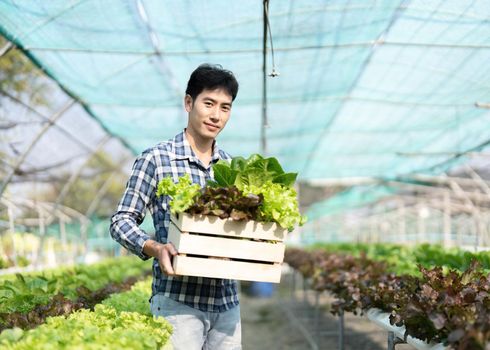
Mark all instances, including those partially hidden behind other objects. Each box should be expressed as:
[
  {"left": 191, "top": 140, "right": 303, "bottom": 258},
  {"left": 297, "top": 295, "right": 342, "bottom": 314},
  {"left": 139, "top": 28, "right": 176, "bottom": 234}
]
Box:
[{"left": 170, "top": 130, "right": 224, "bottom": 166}]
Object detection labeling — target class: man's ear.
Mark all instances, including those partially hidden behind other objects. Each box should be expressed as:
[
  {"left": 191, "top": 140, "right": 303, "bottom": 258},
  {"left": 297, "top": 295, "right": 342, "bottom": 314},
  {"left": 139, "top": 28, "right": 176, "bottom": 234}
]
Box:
[{"left": 184, "top": 94, "right": 193, "bottom": 112}]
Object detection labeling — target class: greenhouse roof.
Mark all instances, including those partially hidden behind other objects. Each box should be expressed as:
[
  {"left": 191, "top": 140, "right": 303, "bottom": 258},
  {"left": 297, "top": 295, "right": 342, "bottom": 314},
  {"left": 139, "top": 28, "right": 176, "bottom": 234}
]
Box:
[{"left": 1, "top": 0, "right": 490, "bottom": 181}]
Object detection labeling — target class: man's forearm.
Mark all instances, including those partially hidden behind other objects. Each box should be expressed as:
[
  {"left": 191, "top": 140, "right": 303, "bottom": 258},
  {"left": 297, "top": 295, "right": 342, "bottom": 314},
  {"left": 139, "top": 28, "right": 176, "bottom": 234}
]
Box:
[
  {"left": 110, "top": 212, "right": 151, "bottom": 260},
  {"left": 143, "top": 239, "right": 178, "bottom": 275},
  {"left": 142, "top": 239, "right": 165, "bottom": 258}
]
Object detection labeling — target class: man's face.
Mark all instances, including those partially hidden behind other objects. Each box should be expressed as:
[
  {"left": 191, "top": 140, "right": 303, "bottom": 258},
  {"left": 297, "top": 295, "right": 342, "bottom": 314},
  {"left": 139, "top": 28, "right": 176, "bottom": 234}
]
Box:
[{"left": 185, "top": 88, "right": 233, "bottom": 142}]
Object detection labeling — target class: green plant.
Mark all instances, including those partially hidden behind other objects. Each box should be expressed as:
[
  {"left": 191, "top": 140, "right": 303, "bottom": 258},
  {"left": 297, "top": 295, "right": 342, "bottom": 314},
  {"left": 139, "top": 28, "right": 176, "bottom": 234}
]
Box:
[
  {"left": 157, "top": 154, "right": 307, "bottom": 230},
  {"left": 156, "top": 174, "right": 200, "bottom": 214},
  {"left": 0, "top": 257, "right": 150, "bottom": 314},
  {"left": 0, "top": 304, "right": 171, "bottom": 350},
  {"left": 285, "top": 248, "right": 490, "bottom": 349},
  {"left": 0, "top": 277, "right": 172, "bottom": 349}
]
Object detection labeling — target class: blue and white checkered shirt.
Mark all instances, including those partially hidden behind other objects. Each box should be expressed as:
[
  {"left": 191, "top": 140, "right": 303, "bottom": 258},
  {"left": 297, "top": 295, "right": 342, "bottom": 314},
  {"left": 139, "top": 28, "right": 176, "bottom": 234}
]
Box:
[{"left": 110, "top": 130, "right": 239, "bottom": 312}]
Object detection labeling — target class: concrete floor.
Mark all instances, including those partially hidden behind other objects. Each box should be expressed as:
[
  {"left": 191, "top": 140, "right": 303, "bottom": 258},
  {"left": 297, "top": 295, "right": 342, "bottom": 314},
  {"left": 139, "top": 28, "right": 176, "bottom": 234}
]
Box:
[{"left": 240, "top": 273, "right": 416, "bottom": 350}]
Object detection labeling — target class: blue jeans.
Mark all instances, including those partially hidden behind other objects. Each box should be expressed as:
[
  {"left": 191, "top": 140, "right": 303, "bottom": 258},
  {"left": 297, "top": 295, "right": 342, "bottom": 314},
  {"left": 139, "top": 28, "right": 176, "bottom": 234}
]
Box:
[{"left": 150, "top": 294, "right": 242, "bottom": 350}]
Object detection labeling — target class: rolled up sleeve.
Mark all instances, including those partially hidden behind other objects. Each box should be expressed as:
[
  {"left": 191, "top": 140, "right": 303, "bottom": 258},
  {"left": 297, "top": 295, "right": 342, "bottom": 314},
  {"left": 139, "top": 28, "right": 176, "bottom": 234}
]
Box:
[{"left": 110, "top": 150, "right": 156, "bottom": 260}]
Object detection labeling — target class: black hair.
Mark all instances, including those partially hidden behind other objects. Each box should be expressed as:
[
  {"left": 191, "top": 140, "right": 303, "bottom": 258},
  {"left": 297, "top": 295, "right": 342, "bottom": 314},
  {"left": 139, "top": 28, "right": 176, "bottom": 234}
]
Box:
[{"left": 185, "top": 63, "right": 239, "bottom": 102}]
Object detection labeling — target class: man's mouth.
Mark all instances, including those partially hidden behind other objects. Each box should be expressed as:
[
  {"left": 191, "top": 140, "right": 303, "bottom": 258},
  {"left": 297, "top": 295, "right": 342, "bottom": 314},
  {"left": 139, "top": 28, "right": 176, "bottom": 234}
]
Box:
[{"left": 204, "top": 122, "right": 219, "bottom": 131}]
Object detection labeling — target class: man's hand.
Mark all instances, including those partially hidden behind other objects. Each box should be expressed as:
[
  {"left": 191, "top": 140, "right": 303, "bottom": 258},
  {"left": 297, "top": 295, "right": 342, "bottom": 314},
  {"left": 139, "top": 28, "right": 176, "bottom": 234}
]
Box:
[
  {"left": 157, "top": 243, "right": 178, "bottom": 275},
  {"left": 143, "top": 239, "right": 178, "bottom": 275}
]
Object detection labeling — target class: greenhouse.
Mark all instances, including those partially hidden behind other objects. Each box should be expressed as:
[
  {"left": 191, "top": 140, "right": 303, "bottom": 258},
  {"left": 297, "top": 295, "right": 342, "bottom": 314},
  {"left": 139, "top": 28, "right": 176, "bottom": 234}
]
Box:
[{"left": 0, "top": 1, "right": 489, "bottom": 349}]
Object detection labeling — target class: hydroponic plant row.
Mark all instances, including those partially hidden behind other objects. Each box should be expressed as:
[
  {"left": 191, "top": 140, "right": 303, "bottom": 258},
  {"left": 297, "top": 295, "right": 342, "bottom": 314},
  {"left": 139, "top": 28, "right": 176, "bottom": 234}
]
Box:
[
  {"left": 0, "top": 279, "right": 172, "bottom": 350},
  {"left": 284, "top": 248, "right": 490, "bottom": 350},
  {"left": 0, "top": 257, "right": 151, "bottom": 331}
]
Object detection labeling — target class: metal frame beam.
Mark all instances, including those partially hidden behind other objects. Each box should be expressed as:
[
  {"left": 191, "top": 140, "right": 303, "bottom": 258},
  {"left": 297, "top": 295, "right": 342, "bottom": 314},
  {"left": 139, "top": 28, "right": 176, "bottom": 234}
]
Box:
[
  {"left": 0, "top": 100, "right": 76, "bottom": 197},
  {"left": 53, "top": 135, "right": 111, "bottom": 210},
  {"left": 85, "top": 156, "right": 132, "bottom": 218}
]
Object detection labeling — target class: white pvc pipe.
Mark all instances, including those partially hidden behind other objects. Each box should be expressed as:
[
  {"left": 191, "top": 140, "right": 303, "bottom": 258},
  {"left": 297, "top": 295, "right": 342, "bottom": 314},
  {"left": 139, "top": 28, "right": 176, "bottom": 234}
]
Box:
[{"left": 366, "top": 309, "right": 447, "bottom": 350}]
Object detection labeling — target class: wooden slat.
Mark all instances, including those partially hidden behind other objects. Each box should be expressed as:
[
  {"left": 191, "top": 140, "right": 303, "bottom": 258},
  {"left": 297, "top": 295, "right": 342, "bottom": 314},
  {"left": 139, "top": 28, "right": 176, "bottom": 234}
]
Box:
[
  {"left": 171, "top": 213, "right": 287, "bottom": 241},
  {"left": 168, "top": 222, "right": 285, "bottom": 263},
  {"left": 173, "top": 255, "right": 282, "bottom": 283}
]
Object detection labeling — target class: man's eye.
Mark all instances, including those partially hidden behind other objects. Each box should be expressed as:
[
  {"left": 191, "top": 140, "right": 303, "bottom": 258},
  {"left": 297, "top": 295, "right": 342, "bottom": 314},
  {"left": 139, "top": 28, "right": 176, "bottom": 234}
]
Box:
[{"left": 205, "top": 102, "right": 212, "bottom": 107}]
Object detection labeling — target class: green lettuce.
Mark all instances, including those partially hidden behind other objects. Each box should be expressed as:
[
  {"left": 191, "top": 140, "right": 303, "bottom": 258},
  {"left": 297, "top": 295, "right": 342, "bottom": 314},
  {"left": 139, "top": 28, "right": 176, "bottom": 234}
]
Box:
[
  {"left": 156, "top": 174, "right": 201, "bottom": 214},
  {"left": 156, "top": 154, "right": 307, "bottom": 231},
  {"left": 209, "top": 154, "right": 297, "bottom": 188},
  {"left": 241, "top": 181, "right": 307, "bottom": 231},
  {"left": 0, "top": 278, "right": 171, "bottom": 350},
  {"left": 211, "top": 154, "right": 306, "bottom": 231}
]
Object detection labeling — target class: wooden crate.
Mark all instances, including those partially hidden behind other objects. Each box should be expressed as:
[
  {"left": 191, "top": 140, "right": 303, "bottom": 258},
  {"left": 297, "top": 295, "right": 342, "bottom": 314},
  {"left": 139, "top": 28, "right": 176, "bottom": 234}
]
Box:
[{"left": 168, "top": 213, "right": 287, "bottom": 283}]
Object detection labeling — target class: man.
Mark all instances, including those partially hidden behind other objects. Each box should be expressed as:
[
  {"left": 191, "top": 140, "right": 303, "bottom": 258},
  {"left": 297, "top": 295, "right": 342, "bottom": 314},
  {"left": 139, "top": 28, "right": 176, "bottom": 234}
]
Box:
[{"left": 110, "top": 64, "right": 241, "bottom": 349}]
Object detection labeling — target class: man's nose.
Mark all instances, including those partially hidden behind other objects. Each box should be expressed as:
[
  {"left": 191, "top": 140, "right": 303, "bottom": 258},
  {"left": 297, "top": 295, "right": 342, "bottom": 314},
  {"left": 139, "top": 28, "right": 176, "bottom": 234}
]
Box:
[{"left": 210, "top": 108, "right": 220, "bottom": 121}]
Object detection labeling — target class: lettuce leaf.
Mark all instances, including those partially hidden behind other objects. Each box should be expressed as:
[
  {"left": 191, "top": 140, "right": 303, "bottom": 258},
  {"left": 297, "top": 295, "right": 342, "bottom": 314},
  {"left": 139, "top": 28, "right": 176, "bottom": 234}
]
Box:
[
  {"left": 210, "top": 154, "right": 297, "bottom": 188},
  {"left": 157, "top": 154, "right": 306, "bottom": 230},
  {"left": 156, "top": 174, "right": 201, "bottom": 214},
  {"left": 241, "top": 181, "right": 307, "bottom": 231}
]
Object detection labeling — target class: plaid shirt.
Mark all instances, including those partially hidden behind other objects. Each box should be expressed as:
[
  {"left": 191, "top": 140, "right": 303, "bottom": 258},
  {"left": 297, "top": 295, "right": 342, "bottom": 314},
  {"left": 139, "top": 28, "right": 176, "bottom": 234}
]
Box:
[{"left": 110, "top": 131, "right": 239, "bottom": 312}]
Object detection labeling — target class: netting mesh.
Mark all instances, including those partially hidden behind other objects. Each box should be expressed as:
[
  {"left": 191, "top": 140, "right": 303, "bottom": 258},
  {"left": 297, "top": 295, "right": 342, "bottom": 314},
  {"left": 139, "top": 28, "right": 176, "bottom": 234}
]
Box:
[
  {"left": 306, "top": 184, "right": 397, "bottom": 220},
  {"left": 1, "top": 0, "right": 490, "bottom": 183}
]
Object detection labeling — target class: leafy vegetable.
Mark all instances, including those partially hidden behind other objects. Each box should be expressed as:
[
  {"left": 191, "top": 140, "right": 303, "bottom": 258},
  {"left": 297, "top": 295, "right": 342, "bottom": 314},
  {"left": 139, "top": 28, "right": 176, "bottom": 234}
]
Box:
[
  {"left": 102, "top": 279, "right": 153, "bottom": 315},
  {"left": 285, "top": 247, "right": 490, "bottom": 350},
  {"left": 0, "top": 305, "right": 171, "bottom": 350},
  {"left": 156, "top": 154, "right": 306, "bottom": 230},
  {"left": 211, "top": 154, "right": 305, "bottom": 230},
  {"left": 0, "top": 278, "right": 172, "bottom": 349},
  {"left": 241, "top": 181, "right": 306, "bottom": 231},
  {"left": 187, "top": 186, "right": 263, "bottom": 221},
  {"left": 209, "top": 154, "right": 297, "bottom": 188},
  {"left": 0, "top": 257, "right": 150, "bottom": 315},
  {"left": 309, "top": 242, "right": 490, "bottom": 275},
  {"left": 156, "top": 174, "right": 201, "bottom": 214}
]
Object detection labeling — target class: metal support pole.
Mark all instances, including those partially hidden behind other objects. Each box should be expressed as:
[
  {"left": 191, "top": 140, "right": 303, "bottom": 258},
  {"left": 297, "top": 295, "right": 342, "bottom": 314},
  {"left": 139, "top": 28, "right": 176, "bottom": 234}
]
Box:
[
  {"left": 59, "top": 216, "right": 67, "bottom": 261},
  {"left": 417, "top": 200, "right": 428, "bottom": 243},
  {"left": 388, "top": 331, "right": 395, "bottom": 350},
  {"left": 303, "top": 276, "right": 308, "bottom": 304},
  {"left": 314, "top": 291, "right": 320, "bottom": 345},
  {"left": 0, "top": 100, "right": 76, "bottom": 197},
  {"left": 370, "top": 217, "right": 376, "bottom": 243},
  {"left": 338, "top": 308, "right": 345, "bottom": 350},
  {"left": 448, "top": 178, "right": 484, "bottom": 248},
  {"left": 397, "top": 200, "right": 406, "bottom": 243},
  {"left": 80, "top": 219, "right": 88, "bottom": 257},
  {"left": 7, "top": 204, "right": 17, "bottom": 265},
  {"left": 387, "top": 331, "right": 406, "bottom": 350},
  {"left": 443, "top": 192, "right": 452, "bottom": 247},
  {"left": 261, "top": 0, "right": 269, "bottom": 155},
  {"left": 35, "top": 206, "right": 46, "bottom": 267},
  {"left": 291, "top": 269, "right": 297, "bottom": 300}
]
